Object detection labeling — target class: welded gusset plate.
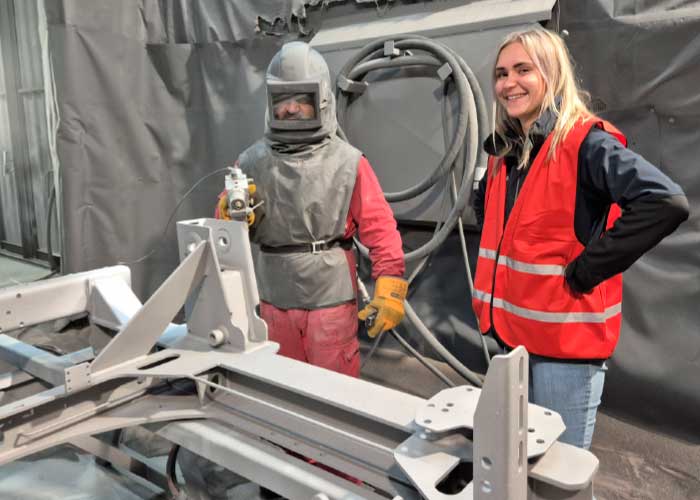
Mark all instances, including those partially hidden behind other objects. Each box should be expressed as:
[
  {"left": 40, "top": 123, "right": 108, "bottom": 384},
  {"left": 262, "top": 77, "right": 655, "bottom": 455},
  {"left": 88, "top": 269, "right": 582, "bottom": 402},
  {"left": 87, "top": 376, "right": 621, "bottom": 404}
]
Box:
[
  {"left": 414, "top": 386, "right": 565, "bottom": 458},
  {"left": 394, "top": 432, "right": 474, "bottom": 500},
  {"left": 176, "top": 218, "right": 268, "bottom": 347}
]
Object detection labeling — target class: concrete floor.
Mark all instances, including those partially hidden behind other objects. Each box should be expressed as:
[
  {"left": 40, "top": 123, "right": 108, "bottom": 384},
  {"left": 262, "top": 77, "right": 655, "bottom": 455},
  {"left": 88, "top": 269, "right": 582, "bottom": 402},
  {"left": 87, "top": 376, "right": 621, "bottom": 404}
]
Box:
[{"left": 0, "top": 254, "right": 53, "bottom": 288}]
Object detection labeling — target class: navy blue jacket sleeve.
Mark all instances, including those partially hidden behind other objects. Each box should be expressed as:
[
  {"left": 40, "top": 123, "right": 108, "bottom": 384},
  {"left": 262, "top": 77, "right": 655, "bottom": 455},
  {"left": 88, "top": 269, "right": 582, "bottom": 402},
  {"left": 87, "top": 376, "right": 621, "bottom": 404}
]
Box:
[
  {"left": 565, "top": 128, "right": 690, "bottom": 293},
  {"left": 473, "top": 174, "right": 487, "bottom": 228}
]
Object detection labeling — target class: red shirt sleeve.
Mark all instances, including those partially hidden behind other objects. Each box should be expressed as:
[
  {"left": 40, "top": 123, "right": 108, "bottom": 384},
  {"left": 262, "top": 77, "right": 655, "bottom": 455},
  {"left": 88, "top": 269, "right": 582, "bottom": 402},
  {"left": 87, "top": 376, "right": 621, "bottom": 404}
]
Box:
[
  {"left": 344, "top": 156, "right": 405, "bottom": 278},
  {"left": 214, "top": 190, "right": 227, "bottom": 218}
]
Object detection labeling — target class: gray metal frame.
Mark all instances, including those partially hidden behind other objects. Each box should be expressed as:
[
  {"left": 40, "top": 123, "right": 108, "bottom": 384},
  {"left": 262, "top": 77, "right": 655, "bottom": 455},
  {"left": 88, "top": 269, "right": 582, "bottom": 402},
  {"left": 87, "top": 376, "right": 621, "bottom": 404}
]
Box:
[{"left": 0, "top": 218, "right": 598, "bottom": 499}]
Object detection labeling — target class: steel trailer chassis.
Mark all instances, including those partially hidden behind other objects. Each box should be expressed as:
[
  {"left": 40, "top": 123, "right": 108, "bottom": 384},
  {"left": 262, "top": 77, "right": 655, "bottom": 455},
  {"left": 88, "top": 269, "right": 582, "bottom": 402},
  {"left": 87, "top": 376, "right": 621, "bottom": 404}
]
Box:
[{"left": 0, "top": 219, "right": 597, "bottom": 500}]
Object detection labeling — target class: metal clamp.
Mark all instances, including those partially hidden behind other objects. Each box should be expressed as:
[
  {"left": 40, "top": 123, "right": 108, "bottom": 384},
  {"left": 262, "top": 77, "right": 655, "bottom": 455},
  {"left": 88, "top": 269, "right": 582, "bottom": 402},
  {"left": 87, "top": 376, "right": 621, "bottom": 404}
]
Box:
[
  {"left": 337, "top": 75, "right": 369, "bottom": 95},
  {"left": 383, "top": 40, "right": 401, "bottom": 57},
  {"left": 311, "top": 240, "right": 325, "bottom": 254}
]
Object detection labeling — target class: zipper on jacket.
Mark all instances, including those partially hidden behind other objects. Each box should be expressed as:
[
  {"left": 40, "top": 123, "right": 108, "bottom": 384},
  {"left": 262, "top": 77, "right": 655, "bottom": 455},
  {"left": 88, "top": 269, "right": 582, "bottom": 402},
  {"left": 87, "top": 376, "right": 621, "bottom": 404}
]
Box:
[{"left": 489, "top": 236, "right": 505, "bottom": 332}]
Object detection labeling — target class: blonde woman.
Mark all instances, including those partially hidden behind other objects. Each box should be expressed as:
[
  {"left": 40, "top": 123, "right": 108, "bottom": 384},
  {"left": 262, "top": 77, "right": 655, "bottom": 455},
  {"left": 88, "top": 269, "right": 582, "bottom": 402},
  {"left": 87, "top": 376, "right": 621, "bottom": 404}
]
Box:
[{"left": 472, "top": 28, "right": 688, "bottom": 449}]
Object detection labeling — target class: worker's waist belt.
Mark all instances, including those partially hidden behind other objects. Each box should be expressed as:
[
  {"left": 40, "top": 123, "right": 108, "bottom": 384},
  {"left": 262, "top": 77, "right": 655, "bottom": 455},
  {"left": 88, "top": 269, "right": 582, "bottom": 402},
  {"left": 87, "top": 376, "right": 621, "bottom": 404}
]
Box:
[{"left": 260, "top": 238, "right": 353, "bottom": 254}]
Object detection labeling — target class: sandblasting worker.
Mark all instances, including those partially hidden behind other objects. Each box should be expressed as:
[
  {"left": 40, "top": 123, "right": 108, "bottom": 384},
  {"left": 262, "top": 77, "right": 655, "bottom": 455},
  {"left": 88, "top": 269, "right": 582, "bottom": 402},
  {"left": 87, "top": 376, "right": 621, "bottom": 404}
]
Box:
[{"left": 217, "top": 41, "right": 407, "bottom": 377}]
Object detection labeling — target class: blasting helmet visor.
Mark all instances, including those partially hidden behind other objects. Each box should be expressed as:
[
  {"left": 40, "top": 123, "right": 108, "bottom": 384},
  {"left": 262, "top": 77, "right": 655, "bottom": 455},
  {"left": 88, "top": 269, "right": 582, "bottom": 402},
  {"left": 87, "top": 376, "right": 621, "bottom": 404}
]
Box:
[{"left": 267, "top": 81, "right": 322, "bottom": 130}]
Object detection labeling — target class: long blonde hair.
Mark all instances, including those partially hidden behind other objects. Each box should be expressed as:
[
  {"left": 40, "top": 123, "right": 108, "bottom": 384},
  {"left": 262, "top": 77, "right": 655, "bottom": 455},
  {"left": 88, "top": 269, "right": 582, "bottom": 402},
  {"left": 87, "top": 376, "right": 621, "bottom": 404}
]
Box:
[{"left": 492, "top": 28, "right": 594, "bottom": 170}]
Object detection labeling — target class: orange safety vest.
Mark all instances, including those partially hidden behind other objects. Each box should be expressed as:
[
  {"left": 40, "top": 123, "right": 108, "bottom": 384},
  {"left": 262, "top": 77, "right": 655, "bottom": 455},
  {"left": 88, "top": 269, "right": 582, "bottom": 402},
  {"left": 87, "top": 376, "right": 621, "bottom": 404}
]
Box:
[{"left": 472, "top": 118, "right": 626, "bottom": 359}]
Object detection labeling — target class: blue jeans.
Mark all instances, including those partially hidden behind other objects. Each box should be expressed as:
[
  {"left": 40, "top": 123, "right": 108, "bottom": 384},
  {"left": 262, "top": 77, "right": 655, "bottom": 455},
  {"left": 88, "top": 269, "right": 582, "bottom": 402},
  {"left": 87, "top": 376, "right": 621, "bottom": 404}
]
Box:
[{"left": 528, "top": 354, "right": 607, "bottom": 450}]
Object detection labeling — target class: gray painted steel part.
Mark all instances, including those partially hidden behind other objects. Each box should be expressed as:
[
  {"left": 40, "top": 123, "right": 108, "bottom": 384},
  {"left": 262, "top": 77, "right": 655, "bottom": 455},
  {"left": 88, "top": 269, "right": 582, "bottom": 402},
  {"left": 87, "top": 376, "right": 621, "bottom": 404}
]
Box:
[{"left": 0, "top": 219, "right": 597, "bottom": 499}]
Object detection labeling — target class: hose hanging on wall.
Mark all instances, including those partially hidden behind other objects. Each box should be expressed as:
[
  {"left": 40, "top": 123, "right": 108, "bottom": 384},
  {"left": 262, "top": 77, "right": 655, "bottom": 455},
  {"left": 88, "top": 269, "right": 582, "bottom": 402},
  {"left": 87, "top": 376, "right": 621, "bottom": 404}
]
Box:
[
  {"left": 336, "top": 35, "right": 488, "bottom": 263},
  {"left": 336, "top": 35, "right": 491, "bottom": 384}
]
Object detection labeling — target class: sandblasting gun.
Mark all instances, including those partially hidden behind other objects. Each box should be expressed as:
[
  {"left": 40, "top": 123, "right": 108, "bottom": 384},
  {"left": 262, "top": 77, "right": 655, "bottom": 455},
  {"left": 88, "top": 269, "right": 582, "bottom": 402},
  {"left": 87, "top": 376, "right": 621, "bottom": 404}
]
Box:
[{"left": 224, "top": 166, "right": 257, "bottom": 222}]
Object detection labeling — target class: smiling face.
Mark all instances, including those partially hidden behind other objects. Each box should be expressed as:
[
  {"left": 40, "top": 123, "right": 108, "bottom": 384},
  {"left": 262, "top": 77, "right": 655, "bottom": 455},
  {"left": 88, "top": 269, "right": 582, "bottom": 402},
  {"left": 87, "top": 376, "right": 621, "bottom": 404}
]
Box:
[{"left": 494, "top": 42, "right": 547, "bottom": 134}]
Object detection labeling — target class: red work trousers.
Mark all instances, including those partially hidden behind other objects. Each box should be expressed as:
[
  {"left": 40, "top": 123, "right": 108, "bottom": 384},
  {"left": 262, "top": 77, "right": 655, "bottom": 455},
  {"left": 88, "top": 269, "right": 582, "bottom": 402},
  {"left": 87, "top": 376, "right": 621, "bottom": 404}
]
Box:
[{"left": 260, "top": 301, "right": 360, "bottom": 377}]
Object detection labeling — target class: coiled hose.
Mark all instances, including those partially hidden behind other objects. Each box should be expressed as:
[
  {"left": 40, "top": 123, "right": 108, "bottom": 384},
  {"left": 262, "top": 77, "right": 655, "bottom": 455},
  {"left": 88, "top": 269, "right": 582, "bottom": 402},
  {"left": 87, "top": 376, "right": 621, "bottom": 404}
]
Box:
[{"left": 337, "top": 36, "right": 490, "bottom": 386}]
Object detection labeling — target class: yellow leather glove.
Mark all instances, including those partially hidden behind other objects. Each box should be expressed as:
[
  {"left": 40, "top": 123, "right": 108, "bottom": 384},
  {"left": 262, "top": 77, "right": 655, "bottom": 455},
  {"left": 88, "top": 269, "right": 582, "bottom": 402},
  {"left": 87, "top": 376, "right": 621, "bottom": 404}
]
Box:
[
  {"left": 358, "top": 276, "right": 408, "bottom": 338},
  {"left": 217, "top": 194, "right": 232, "bottom": 220},
  {"left": 246, "top": 184, "right": 257, "bottom": 226}
]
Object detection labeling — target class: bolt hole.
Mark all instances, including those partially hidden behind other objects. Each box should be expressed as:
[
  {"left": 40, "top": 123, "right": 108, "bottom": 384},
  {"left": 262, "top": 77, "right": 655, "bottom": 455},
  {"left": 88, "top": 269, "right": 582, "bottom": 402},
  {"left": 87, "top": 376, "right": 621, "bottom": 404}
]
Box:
[
  {"left": 481, "top": 457, "right": 492, "bottom": 469},
  {"left": 442, "top": 408, "right": 449, "bottom": 413},
  {"left": 428, "top": 403, "right": 435, "bottom": 407},
  {"left": 528, "top": 427, "right": 535, "bottom": 433},
  {"left": 424, "top": 419, "right": 432, "bottom": 424},
  {"left": 544, "top": 411, "right": 552, "bottom": 416},
  {"left": 446, "top": 402, "right": 454, "bottom": 407},
  {"left": 15, "top": 293, "right": 21, "bottom": 299},
  {"left": 466, "top": 387, "right": 473, "bottom": 392},
  {"left": 536, "top": 439, "right": 545, "bottom": 444},
  {"left": 218, "top": 236, "right": 228, "bottom": 247}
]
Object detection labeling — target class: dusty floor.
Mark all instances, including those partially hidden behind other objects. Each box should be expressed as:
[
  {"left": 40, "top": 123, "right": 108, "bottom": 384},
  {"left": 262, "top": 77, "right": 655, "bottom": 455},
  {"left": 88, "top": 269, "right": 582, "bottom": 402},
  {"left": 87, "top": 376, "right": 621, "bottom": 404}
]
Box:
[{"left": 0, "top": 253, "right": 52, "bottom": 287}]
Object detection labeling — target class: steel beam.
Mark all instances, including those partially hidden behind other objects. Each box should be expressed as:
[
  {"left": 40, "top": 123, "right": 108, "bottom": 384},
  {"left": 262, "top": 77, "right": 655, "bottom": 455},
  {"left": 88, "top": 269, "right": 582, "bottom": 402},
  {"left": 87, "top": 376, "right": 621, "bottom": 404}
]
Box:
[
  {"left": 0, "top": 266, "right": 131, "bottom": 333},
  {"left": 160, "top": 420, "right": 391, "bottom": 500},
  {"left": 0, "top": 341, "right": 93, "bottom": 387}
]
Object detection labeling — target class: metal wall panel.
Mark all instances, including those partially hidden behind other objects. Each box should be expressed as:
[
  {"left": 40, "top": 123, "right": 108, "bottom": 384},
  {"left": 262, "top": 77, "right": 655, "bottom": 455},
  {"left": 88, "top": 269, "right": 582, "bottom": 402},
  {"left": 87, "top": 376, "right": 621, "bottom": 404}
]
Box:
[
  {"left": 0, "top": 5, "right": 22, "bottom": 248},
  {"left": 0, "top": 0, "right": 57, "bottom": 260},
  {"left": 14, "top": 0, "right": 55, "bottom": 255}
]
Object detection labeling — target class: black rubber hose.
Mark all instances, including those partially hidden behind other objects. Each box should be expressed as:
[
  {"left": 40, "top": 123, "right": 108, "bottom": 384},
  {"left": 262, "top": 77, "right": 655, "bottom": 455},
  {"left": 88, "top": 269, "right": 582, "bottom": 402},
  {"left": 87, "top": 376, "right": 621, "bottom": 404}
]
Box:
[
  {"left": 339, "top": 36, "right": 489, "bottom": 384},
  {"left": 337, "top": 37, "right": 472, "bottom": 202},
  {"left": 166, "top": 444, "right": 182, "bottom": 498},
  {"left": 119, "top": 167, "right": 231, "bottom": 266},
  {"left": 338, "top": 37, "right": 487, "bottom": 264},
  {"left": 405, "top": 300, "right": 483, "bottom": 387},
  {"left": 390, "top": 328, "right": 456, "bottom": 387}
]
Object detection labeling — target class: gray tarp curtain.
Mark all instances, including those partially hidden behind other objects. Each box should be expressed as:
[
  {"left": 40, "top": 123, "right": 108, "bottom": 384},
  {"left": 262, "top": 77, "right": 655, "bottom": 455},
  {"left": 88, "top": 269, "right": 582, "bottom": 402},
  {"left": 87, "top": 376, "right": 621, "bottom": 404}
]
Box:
[
  {"left": 559, "top": 0, "right": 700, "bottom": 439},
  {"left": 46, "top": 0, "right": 286, "bottom": 292},
  {"left": 49, "top": 0, "right": 699, "bottom": 438}
]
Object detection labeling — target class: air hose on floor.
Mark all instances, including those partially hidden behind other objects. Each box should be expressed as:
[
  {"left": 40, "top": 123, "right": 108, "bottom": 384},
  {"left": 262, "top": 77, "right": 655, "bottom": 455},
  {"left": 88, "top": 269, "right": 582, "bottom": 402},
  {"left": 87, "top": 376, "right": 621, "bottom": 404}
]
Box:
[{"left": 337, "top": 35, "right": 491, "bottom": 386}]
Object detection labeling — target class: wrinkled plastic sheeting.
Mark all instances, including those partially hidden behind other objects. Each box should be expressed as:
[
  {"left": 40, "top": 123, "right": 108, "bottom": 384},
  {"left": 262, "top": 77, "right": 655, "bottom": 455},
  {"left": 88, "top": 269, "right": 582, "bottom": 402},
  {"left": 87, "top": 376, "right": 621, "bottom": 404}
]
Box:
[
  {"left": 47, "top": 0, "right": 285, "bottom": 299},
  {"left": 46, "top": 0, "right": 381, "bottom": 43},
  {"left": 558, "top": 0, "right": 700, "bottom": 438},
  {"left": 137, "top": 0, "right": 391, "bottom": 40},
  {"left": 0, "top": 447, "right": 154, "bottom": 500}
]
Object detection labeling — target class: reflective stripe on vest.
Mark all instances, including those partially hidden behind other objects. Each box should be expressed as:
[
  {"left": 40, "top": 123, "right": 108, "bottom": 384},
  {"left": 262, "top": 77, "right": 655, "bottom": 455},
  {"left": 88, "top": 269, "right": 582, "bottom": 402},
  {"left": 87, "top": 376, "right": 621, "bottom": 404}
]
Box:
[
  {"left": 479, "top": 247, "right": 566, "bottom": 276},
  {"left": 474, "top": 289, "right": 621, "bottom": 323}
]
